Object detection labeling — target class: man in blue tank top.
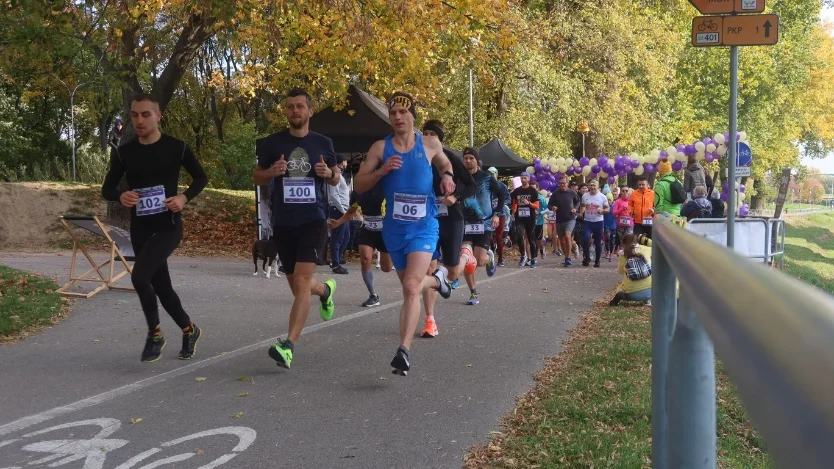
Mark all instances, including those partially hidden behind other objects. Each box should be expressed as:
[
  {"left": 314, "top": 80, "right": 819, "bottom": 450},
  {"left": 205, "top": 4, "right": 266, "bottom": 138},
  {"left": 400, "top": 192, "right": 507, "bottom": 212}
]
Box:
[{"left": 354, "top": 91, "right": 455, "bottom": 376}]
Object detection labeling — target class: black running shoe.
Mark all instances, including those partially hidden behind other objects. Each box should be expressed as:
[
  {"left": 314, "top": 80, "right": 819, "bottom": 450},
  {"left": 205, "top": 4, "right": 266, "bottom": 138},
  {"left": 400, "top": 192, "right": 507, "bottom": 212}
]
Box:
[
  {"left": 582, "top": 258, "right": 591, "bottom": 267},
  {"left": 141, "top": 334, "right": 166, "bottom": 363},
  {"left": 390, "top": 348, "right": 410, "bottom": 376},
  {"left": 332, "top": 266, "right": 349, "bottom": 275},
  {"left": 497, "top": 258, "right": 505, "bottom": 267},
  {"left": 432, "top": 266, "right": 452, "bottom": 299},
  {"left": 362, "top": 295, "right": 380, "bottom": 307},
  {"left": 178, "top": 324, "right": 202, "bottom": 360},
  {"left": 594, "top": 261, "right": 600, "bottom": 268}
]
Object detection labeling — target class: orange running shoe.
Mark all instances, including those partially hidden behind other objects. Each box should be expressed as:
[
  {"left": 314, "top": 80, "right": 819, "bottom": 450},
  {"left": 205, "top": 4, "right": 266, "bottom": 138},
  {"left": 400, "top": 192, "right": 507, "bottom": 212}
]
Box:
[
  {"left": 462, "top": 246, "right": 476, "bottom": 275},
  {"left": 421, "top": 316, "right": 439, "bottom": 338}
]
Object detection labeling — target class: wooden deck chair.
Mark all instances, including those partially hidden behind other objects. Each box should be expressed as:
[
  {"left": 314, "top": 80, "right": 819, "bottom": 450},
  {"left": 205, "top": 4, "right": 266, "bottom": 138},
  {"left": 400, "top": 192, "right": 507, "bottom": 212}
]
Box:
[{"left": 57, "top": 216, "right": 135, "bottom": 298}]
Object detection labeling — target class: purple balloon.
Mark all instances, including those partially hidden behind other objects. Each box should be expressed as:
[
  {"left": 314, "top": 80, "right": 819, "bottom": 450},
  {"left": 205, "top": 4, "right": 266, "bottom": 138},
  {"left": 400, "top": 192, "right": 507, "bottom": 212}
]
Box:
[
  {"left": 723, "top": 182, "right": 729, "bottom": 192},
  {"left": 739, "top": 184, "right": 746, "bottom": 193},
  {"left": 602, "top": 164, "right": 613, "bottom": 174},
  {"left": 591, "top": 165, "right": 600, "bottom": 173},
  {"left": 672, "top": 161, "right": 683, "bottom": 171},
  {"left": 703, "top": 137, "right": 712, "bottom": 146},
  {"left": 533, "top": 157, "right": 541, "bottom": 165},
  {"left": 534, "top": 163, "right": 542, "bottom": 172},
  {"left": 619, "top": 170, "right": 628, "bottom": 177},
  {"left": 685, "top": 144, "right": 696, "bottom": 155},
  {"left": 705, "top": 154, "right": 714, "bottom": 163},
  {"left": 530, "top": 175, "right": 538, "bottom": 182},
  {"left": 607, "top": 176, "right": 616, "bottom": 185},
  {"left": 721, "top": 192, "right": 728, "bottom": 202},
  {"left": 631, "top": 159, "right": 640, "bottom": 167},
  {"left": 565, "top": 166, "right": 574, "bottom": 176},
  {"left": 659, "top": 150, "right": 668, "bottom": 158},
  {"left": 579, "top": 157, "right": 590, "bottom": 167},
  {"left": 598, "top": 156, "right": 608, "bottom": 167},
  {"left": 739, "top": 204, "right": 750, "bottom": 217},
  {"left": 676, "top": 144, "right": 686, "bottom": 152},
  {"left": 543, "top": 165, "right": 551, "bottom": 173},
  {"left": 724, "top": 131, "right": 730, "bottom": 142},
  {"left": 644, "top": 163, "right": 655, "bottom": 173},
  {"left": 614, "top": 161, "right": 625, "bottom": 171}
]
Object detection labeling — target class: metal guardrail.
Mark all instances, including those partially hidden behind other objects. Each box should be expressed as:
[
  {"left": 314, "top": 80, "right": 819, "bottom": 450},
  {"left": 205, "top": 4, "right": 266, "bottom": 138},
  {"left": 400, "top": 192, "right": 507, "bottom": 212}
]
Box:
[
  {"left": 650, "top": 216, "right": 834, "bottom": 469},
  {"left": 750, "top": 207, "right": 833, "bottom": 217}
]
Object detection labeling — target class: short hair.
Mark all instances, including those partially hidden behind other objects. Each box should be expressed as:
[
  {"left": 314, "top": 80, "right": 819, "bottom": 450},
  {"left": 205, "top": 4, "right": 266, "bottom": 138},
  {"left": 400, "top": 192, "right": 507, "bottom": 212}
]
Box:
[
  {"left": 637, "top": 176, "right": 649, "bottom": 182},
  {"left": 286, "top": 87, "right": 313, "bottom": 108},
  {"left": 131, "top": 93, "right": 160, "bottom": 107},
  {"left": 693, "top": 186, "right": 707, "bottom": 197},
  {"left": 569, "top": 181, "right": 578, "bottom": 186},
  {"left": 578, "top": 183, "right": 587, "bottom": 189},
  {"left": 588, "top": 179, "right": 599, "bottom": 187}
]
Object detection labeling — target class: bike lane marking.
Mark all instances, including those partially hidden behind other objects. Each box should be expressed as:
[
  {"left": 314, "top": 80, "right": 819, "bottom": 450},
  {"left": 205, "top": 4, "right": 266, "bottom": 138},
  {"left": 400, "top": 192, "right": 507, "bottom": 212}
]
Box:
[{"left": 0, "top": 269, "right": 526, "bottom": 437}]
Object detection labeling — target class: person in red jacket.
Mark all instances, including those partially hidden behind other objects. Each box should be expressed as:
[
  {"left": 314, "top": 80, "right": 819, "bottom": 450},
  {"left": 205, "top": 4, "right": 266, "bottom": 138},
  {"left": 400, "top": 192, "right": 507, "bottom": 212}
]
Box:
[{"left": 511, "top": 172, "right": 540, "bottom": 267}]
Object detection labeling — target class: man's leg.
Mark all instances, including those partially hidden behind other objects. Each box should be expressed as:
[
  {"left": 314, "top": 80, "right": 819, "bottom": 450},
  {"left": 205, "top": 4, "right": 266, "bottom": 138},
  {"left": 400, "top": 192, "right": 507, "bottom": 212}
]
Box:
[
  {"left": 421, "top": 259, "right": 440, "bottom": 338},
  {"left": 582, "top": 222, "right": 593, "bottom": 265},
  {"left": 359, "top": 244, "right": 378, "bottom": 304},
  {"left": 495, "top": 217, "right": 506, "bottom": 262},
  {"left": 526, "top": 222, "right": 538, "bottom": 260},
  {"left": 592, "top": 222, "right": 604, "bottom": 266},
  {"left": 286, "top": 261, "right": 326, "bottom": 344},
  {"left": 464, "top": 245, "right": 489, "bottom": 304}
]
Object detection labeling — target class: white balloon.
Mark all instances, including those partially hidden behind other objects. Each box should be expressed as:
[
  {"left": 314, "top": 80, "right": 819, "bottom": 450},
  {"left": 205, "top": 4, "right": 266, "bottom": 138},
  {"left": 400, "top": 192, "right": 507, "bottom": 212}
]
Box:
[
  {"left": 696, "top": 151, "right": 705, "bottom": 160},
  {"left": 526, "top": 166, "right": 534, "bottom": 174},
  {"left": 581, "top": 166, "right": 592, "bottom": 176},
  {"left": 634, "top": 165, "right": 645, "bottom": 176},
  {"left": 573, "top": 159, "right": 581, "bottom": 167},
  {"left": 677, "top": 152, "right": 686, "bottom": 161},
  {"left": 714, "top": 133, "right": 725, "bottom": 145},
  {"left": 589, "top": 158, "right": 598, "bottom": 167},
  {"left": 667, "top": 153, "right": 676, "bottom": 164},
  {"left": 557, "top": 157, "right": 566, "bottom": 166},
  {"left": 559, "top": 165, "right": 567, "bottom": 173},
  {"left": 667, "top": 146, "right": 677, "bottom": 156},
  {"left": 650, "top": 149, "right": 661, "bottom": 160},
  {"left": 738, "top": 131, "right": 747, "bottom": 142},
  {"left": 629, "top": 152, "right": 639, "bottom": 159},
  {"left": 637, "top": 155, "right": 646, "bottom": 164},
  {"left": 717, "top": 144, "right": 727, "bottom": 156},
  {"left": 706, "top": 143, "right": 716, "bottom": 153},
  {"left": 600, "top": 171, "right": 608, "bottom": 179},
  {"left": 738, "top": 192, "right": 746, "bottom": 202},
  {"left": 695, "top": 141, "right": 706, "bottom": 152}
]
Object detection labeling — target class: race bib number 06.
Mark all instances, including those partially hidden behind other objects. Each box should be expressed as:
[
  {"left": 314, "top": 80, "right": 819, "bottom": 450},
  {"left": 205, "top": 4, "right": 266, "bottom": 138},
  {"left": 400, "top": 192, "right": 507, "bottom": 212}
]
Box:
[
  {"left": 393, "top": 193, "right": 427, "bottom": 222},
  {"left": 135, "top": 185, "right": 168, "bottom": 217},
  {"left": 364, "top": 216, "right": 383, "bottom": 231},
  {"left": 284, "top": 177, "right": 315, "bottom": 204},
  {"left": 464, "top": 223, "right": 485, "bottom": 235}
]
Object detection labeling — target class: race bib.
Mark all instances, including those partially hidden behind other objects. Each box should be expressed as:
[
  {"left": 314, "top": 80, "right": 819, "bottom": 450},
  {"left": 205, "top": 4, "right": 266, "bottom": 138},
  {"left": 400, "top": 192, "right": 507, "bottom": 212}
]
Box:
[
  {"left": 436, "top": 197, "right": 448, "bottom": 217},
  {"left": 491, "top": 198, "right": 498, "bottom": 209},
  {"left": 643, "top": 217, "right": 654, "bottom": 226},
  {"left": 283, "top": 177, "right": 315, "bottom": 204},
  {"left": 393, "top": 193, "right": 427, "bottom": 222},
  {"left": 135, "top": 185, "right": 168, "bottom": 216},
  {"left": 364, "top": 215, "right": 383, "bottom": 231},
  {"left": 464, "top": 223, "right": 485, "bottom": 235},
  {"left": 619, "top": 217, "right": 633, "bottom": 226},
  {"left": 518, "top": 207, "right": 531, "bottom": 217}
]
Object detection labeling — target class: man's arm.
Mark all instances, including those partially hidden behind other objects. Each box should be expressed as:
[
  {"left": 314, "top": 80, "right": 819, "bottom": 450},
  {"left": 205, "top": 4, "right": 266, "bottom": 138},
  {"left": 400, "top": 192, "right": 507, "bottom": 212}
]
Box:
[
  {"left": 426, "top": 137, "right": 455, "bottom": 196},
  {"left": 329, "top": 206, "right": 358, "bottom": 228},
  {"left": 354, "top": 140, "right": 388, "bottom": 194},
  {"left": 489, "top": 177, "right": 507, "bottom": 217}
]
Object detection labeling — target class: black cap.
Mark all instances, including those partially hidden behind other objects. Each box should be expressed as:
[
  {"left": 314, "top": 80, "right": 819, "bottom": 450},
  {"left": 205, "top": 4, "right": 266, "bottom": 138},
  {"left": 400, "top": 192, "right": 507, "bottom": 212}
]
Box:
[
  {"left": 336, "top": 153, "right": 347, "bottom": 164},
  {"left": 422, "top": 119, "right": 445, "bottom": 143},
  {"left": 462, "top": 147, "right": 479, "bottom": 160}
]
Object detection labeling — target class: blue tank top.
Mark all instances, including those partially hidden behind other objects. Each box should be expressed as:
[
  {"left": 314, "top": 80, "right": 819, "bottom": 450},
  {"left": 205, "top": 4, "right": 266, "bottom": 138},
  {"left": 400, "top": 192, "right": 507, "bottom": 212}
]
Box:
[{"left": 381, "top": 133, "right": 438, "bottom": 240}]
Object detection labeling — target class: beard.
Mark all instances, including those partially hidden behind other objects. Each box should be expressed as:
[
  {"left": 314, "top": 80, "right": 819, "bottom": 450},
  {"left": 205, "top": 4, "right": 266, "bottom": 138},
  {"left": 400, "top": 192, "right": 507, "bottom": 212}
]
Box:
[{"left": 289, "top": 115, "right": 309, "bottom": 130}]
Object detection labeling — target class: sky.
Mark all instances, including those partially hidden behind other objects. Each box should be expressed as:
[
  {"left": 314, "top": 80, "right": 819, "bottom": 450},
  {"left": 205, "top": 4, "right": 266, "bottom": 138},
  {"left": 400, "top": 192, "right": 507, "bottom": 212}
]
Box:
[{"left": 802, "top": 6, "right": 834, "bottom": 174}]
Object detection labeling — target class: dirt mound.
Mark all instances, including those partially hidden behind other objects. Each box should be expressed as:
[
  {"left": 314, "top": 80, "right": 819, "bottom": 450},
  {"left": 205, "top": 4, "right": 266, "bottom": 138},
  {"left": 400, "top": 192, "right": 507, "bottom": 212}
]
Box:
[{"left": 0, "top": 182, "right": 105, "bottom": 250}]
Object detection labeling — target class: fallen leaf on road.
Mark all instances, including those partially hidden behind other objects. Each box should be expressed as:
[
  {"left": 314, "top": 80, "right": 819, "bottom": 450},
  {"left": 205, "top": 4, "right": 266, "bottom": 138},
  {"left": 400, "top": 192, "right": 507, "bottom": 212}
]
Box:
[
  {"left": 378, "top": 377, "right": 387, "bottom": 380},
  {"left": 130, "top": 418, "right": 142, "bottom": 424},
  {"left": 236, "top": 392, "right": 248, "bottom": 397},
  {"left": 234, "top": 412, "right": 244, "bottom": 419},
  {"left": 194, "top": 449, "right": 204, "bottom": 455},
  {"left": 237, "top": 376, "right": 250, "bottom": 382},
  {"left": 466, "top": 364, "right": 472, "bottom": 367},
  {"left": 195, "top": 377, "right": 207, "bottom": 382}
]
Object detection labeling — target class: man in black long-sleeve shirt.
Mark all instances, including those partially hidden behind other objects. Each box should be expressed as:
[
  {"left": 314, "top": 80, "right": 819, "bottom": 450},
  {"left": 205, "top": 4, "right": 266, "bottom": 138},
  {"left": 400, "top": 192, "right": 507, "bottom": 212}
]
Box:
[
  {"left": 548, "top": 177, "right": 580, "bottom": 267},
  {"left": 102, "top": 93, "right": 208, "bottom": 363}
]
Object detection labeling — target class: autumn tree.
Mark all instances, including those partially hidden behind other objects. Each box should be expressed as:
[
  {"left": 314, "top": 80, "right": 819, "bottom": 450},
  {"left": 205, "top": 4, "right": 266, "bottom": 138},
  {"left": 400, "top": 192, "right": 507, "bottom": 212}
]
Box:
[{"left": 802, "top": 178, "right": 826, "bottom": 204}]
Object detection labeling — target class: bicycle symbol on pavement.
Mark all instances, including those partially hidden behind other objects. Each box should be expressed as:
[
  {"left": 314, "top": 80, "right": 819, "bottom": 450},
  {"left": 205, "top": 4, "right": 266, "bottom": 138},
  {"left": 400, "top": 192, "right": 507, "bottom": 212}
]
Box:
[{"left": 0, "top": 418, "right": 256, "bottom": 469}]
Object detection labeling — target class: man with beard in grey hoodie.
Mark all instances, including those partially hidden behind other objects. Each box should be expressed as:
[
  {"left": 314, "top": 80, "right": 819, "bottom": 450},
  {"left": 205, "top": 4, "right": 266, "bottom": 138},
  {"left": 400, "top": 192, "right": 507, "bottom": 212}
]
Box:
[
  {"left": 684, "top": 155, "right": 706, "bottom": 199},
  {"left": 681, "top": 186, "right": 713, "bottom": 220}
]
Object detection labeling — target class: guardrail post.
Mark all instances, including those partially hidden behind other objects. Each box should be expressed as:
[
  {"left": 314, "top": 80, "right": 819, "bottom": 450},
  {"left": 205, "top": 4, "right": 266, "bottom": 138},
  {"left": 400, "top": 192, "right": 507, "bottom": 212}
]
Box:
[
  {"left": 666, "top": 287, "right": 716, "bottom": 469},
  {"left": 651, "top": 234, "right": 677, "bottom": 469}
]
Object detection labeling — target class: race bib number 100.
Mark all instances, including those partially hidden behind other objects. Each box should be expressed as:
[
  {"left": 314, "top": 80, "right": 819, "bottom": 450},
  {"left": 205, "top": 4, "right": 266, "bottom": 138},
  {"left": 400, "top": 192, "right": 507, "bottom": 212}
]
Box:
[
  {"left": 393, "top": 193, "right": 427, "bottom": 222},
  {"left": 283, "top": 177, "right": 315, "bottom": 204},
  {"left": 135, "top": 185, "right": 168, "bottom": 217}
]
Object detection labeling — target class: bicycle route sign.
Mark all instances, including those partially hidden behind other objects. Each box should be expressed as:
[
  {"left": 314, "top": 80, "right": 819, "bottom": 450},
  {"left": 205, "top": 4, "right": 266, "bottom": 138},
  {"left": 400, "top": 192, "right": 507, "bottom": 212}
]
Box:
[
  {"left": 691, "top": 14, "right": 779, "bottom": 47},
  {"left": 688, "top": 0, "right": 765, "bottom": 15}
]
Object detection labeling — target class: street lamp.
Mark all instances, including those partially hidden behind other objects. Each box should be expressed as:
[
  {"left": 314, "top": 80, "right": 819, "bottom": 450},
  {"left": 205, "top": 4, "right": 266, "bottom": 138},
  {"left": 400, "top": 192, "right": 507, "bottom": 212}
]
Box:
[
  {"left": 53, "top": 75, "right": 93, "bottom": 182},
  {"left": 578, "top": 121, "right": 589, "bottom": 182}
]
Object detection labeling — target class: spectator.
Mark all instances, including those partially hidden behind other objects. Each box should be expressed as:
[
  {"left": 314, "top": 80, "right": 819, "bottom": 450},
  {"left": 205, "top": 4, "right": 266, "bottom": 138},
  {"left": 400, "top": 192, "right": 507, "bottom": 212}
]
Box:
[
  {"left": 603, "top": 192, "right": 617, "bottom": 261},
  {"left": 653, "top": 160, "right": 683, "bottom": 216},
  {"left": 709, "top": 187, "right": 725, "bottom": 218},
  {"left": 108, "top": 119, "right": 123, "bottom": 149},
  {"left": 681, "top": 186, "right": 713, "bottom": 221},
  {"left": 684, "top": 155, "right": 706, "bottom": 198},
  {"left": 327, "top": 153, "right": 350, "bottom": 274},
  {"left": 629, "top": 175, "right": 655, "bottom": 238},
  {"left": 609, "top": 233, "right": 652, "bottom": 306}
]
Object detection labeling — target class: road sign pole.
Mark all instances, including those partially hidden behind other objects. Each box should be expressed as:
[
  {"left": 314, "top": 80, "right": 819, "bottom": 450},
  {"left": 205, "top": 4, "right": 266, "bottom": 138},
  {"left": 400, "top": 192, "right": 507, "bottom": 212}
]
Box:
[{"left": 727, "top": 45, "right": 739, "bottom": 248}]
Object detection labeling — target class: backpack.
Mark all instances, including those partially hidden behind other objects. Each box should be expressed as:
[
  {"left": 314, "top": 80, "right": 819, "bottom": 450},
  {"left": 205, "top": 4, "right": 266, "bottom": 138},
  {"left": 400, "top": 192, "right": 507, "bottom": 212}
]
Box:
[
  {"left": 626, "top": 255, "right": 652, "bottom": 280},
  {"left": 668, "top": 179, "right": 686, "bottom": 205},
  {"left": 694, "top": 206, "right": 712, "bottom": 219}
]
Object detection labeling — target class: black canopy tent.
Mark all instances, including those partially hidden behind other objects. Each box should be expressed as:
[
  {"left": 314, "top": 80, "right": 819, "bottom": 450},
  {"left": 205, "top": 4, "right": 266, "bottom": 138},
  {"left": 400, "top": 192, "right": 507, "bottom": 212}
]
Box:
[{"left": 477, "top": 138, "right": 530, "bottom": 175}]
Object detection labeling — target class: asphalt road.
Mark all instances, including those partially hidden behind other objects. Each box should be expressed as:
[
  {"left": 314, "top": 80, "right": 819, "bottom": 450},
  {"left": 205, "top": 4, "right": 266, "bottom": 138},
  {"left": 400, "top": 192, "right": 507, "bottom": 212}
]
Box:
[{"left": 0, "top": 251, "right": 619, "bottom": 469}]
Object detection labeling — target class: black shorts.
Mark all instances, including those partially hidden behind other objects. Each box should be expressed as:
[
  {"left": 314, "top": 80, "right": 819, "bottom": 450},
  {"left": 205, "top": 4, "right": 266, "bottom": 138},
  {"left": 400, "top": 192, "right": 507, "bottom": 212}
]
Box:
[
  {"left": 436, "top": 217, "right": 464, "bottom": 267},
  {"left": 273, "top": 220, "right": 328, "bottom": 275},
  {"left": 357, "top": 228, "right": 387, "bottom": 253},
  {"left": 534, "top": 225, "right": 544, "bottom": 241},
  {"left": 516, "top": 217, "right": 535, "bottom": 234},
  {"left": 463, "top": 233, "right": 491, "bottom": 250}
]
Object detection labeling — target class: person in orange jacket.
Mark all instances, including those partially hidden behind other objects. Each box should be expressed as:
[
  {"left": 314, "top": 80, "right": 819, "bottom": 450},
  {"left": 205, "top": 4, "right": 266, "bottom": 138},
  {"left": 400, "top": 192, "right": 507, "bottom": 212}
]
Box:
[{"left": 628, "top": 175, "right": 656, "bottom": 239}]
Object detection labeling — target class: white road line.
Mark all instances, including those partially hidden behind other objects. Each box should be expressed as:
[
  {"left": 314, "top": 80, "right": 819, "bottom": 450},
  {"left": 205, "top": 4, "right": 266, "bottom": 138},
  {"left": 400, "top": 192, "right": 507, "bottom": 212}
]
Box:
[{"left": 0, "top": 268, "right": 526, "bottom": 436}]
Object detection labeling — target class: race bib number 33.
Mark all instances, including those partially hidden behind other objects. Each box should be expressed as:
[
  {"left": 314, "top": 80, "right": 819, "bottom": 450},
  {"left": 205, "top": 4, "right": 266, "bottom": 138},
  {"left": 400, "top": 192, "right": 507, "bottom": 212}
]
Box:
[
  {"left": 465, "top": 223, "right": 485, "bottom": 235},
  {"left": 283, "top": 177, "right": 315, "bottom": 204},
  {"left": 135, "top": 185, "right": 168, "bottom": 216},
  {"left": 393, "top": 193, "right": 427, "bottom": 222}
]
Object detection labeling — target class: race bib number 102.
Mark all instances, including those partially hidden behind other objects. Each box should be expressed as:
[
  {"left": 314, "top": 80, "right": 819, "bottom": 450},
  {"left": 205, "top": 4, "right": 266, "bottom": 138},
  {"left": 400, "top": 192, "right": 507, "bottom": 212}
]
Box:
[{"left": 135, "top": 185, "right": 168, "bottom": 217}]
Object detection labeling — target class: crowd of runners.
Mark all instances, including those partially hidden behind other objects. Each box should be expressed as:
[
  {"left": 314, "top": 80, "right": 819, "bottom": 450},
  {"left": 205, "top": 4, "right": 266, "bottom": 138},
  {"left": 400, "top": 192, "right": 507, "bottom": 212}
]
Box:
[{"left": 103, "top": 88, "right": 682, "bottom": 377}]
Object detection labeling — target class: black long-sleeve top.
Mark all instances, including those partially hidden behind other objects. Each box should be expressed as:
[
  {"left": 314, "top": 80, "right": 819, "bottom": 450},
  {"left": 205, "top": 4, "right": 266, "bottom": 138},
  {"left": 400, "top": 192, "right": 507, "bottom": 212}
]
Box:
[
  {"left": 102, "top": 134, "right": 208, "bottom": 232},
  {"left": 432, "top": 151, "right": 476, "bottom": 221}
]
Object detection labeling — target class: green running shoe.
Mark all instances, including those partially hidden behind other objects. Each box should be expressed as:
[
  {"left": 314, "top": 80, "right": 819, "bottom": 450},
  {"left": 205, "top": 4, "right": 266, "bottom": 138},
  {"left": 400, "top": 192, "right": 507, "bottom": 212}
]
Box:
[
  {"left": 268, "top": 339, "right": 293, "bottom": 369},
  {"left": 320, "top": 279, "right": 336, "bottom": 321}
]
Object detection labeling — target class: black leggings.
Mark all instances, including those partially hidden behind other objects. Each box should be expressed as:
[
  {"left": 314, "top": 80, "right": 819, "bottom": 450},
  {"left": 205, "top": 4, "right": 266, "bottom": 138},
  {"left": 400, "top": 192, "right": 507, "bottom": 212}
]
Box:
[
  {"left": 131, "top": 220, "right": 191, "bottom": 331},
  {"left": 517, "top": 219, "right": 538, "bottom": 259}
]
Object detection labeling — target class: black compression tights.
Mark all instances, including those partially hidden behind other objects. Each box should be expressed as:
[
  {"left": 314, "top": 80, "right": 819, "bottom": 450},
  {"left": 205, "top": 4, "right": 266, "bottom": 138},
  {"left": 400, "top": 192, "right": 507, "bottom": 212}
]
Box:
[{"left": 131, "top": 220, "right": 191, "bottom": 331}]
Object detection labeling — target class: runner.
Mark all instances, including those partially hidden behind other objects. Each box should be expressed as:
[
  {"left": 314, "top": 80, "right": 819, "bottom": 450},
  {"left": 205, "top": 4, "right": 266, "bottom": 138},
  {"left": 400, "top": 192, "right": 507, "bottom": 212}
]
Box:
[
  {"left": 548, "top": 177, "right": 579, "bottom": 267},
  {"left": 603, "top": 191, "right": 617, "bottom": 261},
  {"left": 511, "top": 172, "right": 540, "bottom": 267},
  {"left": 488, "top": 167, "right": 511, "bottom": 266},
  {"left": 572, "top": 183, "right": 589, "bottom": 260},
  {"left": 421, "top": 119, "right": 475, "bottom": 337},
  {"left": 460, "top": 149, "right": 505, "bottom": 304},
  {"left": 328, "top": 185, "right": 393, "bottom": 307},
  {"left": 579, "top": 180, "right": 610, "bottom": 267},
  {"left": 354, "top": 92, "right": 455, "bottom": 376},
  {"left": 102, "top": 93, "right": 208, "bottom": 363},
  {"left": 629, "top": 176, "right": 656, "bottom": 239},
  {"left": 253, "top": 88, "right": 341, "bottom": 369},
  {"left": 534, "top": 186, "right": 549, "bottom": 261},
  {"left": 546, "top": 196, "right": 560, "bottom": 256}
]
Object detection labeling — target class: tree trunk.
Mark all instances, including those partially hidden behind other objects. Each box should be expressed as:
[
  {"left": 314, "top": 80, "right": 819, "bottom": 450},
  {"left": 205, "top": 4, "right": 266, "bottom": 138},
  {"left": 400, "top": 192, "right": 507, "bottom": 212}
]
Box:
[{"left": 751, "top": 177, "right": 765, "bottom": 210}]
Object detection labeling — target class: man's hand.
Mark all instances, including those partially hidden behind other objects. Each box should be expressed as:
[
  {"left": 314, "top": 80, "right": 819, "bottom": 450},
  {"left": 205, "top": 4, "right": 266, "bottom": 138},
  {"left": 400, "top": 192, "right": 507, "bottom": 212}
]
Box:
[
  {"left": 520, "top": 198, "right": 530, "bottom": 206},
  {"left": 315, "top": 155, "right": 332, "bottom": 179},
  {"left": 327, "top": 218, "right": 341, "bottom": 230},
  {"left": 378, "top": 155, "right": 402, "bottom": 176},
  {"left": 164, "top": 194, "right": 188, "bottom": 213},
  {"left": 440, "top": 173, "right": 456, "bottom": 197},
  {"left": 442, "top": 195, "right": 456, "bottom": 207},
  {"left": 120, "top": 191, "right": 139, "bottom": 208},
  {"left": 570, "top": 208, "right": 577, "bottom": 215},
  {"left": 270, "top": 154, "right": 287, "bottom": 177},
  {"left": 649, "top": 207, "right": 655, "bottom": 215},
  {"left": 491, "top": 215, "right": 500, "bottom": 229}
]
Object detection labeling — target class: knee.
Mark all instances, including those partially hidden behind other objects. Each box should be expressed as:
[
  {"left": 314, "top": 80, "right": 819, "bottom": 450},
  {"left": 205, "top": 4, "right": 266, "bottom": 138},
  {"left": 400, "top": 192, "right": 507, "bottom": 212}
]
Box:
[
  {"left": 381, "top": 265, "right": 393, "bottom": 273},
  {"left": 402, "top": 278, "right": 422, "bottom": 297},
  {"left": 291, "top": 273, "right": 312, "bottom": 290},
  {"left": 360, "top": 257, "right": 372, "bottom": 271}
]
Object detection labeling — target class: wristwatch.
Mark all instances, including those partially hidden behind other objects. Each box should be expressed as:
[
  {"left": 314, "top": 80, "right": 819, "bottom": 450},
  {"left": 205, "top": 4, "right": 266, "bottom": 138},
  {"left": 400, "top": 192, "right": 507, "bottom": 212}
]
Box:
[{"left": 443, "top": 171, "right": 454, "bottom": 179}]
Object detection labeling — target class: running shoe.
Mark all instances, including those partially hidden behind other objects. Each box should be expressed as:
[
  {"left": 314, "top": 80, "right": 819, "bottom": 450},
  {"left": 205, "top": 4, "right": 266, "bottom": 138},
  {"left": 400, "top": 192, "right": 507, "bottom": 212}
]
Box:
[
  {"left": 518, "top": 255, "right": 527, "bottom": 267},
  {"left": 450, "top": 279, "right": 460, "bottom": 289},
  {"left": 268, "top": 338, "right": 293, "bottom": 369},
  {"left": 391, "top": 347, "right": 410, "bottom": 376},
  {"left": 566, "top": 257, "right": 573, "bottom": 266},
  {"left": 465, "top": 293, "right": 480, "bottom": 305},
  {"left": 178, "top": 324, "right": 202, "bottom": 360},
  {"left": 141, "top": 333, "right": 166, "bottom": 363},
  {"left": 582, "top": 258, "right": 590, "bottom": 267},
  {"left": 563, "top": 259, "right": 570, "bottom": 268},
  {"left": 645, "top": 300, "right": 652, "bottom": 307},
  {"left": 362, "top": 294, "right": 380, "bottom": 307},
  {"left": 421, "top": 316, "right": 439, "bottom": 338},
  {"left": 462, "top": 246, "right": 477, "bottom": 275},
  {"left": 497, "top": 257, "right": 505, "bottom": 267},
  {"left": 486, "top": 250, "right": 497, "bottom": 277},
  {"left": 320, "top": 279, "right": 336, "bottom": 321},
  {"left": 541, "top": 249, "right": 547, "bottom": 259},
  {"left": 278, "top": 265, "right": 286, "bottom": 274},
  {"left": 433, "top": 266, "right": 452, "bottom": 299},
  {"left": 551, "top": 249, "right": 559, "bottom": 255},
  {"left": 530, "top": 259, "right": 538, "bottom": 269},
  {"left": 374, "top": 262, "right": 381, "bottom": 269},
  {"left": 525, "top": 259, "right": 532, "bottom": 267},
  {"left": 594, "top": 261, "right": 600, "bottom": 268},
  {"left": 332, "top": 266, "right": 349, "bottom": 275}
]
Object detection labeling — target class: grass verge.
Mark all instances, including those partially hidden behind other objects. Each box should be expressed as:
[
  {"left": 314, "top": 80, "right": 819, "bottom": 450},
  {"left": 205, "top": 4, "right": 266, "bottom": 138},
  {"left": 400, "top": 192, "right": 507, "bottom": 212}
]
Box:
[
  {"left": 783, "top": 212, "right": 834, "bottom": 294},
  {"left": 0, "top": 265, "right": 67, "bottom": 342}
]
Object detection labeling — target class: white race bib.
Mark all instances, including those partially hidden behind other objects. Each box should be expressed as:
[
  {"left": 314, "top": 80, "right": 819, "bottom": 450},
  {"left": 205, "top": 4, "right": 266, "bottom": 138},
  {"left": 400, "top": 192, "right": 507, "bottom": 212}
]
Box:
[
  {"left": 518, "top": 207, "right": 531, "bottom": 217},
  {"left": 393, "top": 193, "right": 427, "bottom": 222},
  {"left": 465, "top": 223, "right": 485, "bottom": 235},
  {"left": 135, "top": 185, "right": 168, "bottom": 216},
  {"left": 436, "top": 197, "right": 448, "bottom": 217},
  {"left": 642, "top": 217, "right": 654, "bottom": 226},
  {"left": 491, "top": 198, "right": 498, "bottom": 209},
  {"left": 283, "top": 177, "right": 315, "bottom": 204},
  {"left": 364, "top": 216, "right": 383, "bottom": 231},
  {"left": 619, "top": 217, "right": 633, "bottom": 226}
]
